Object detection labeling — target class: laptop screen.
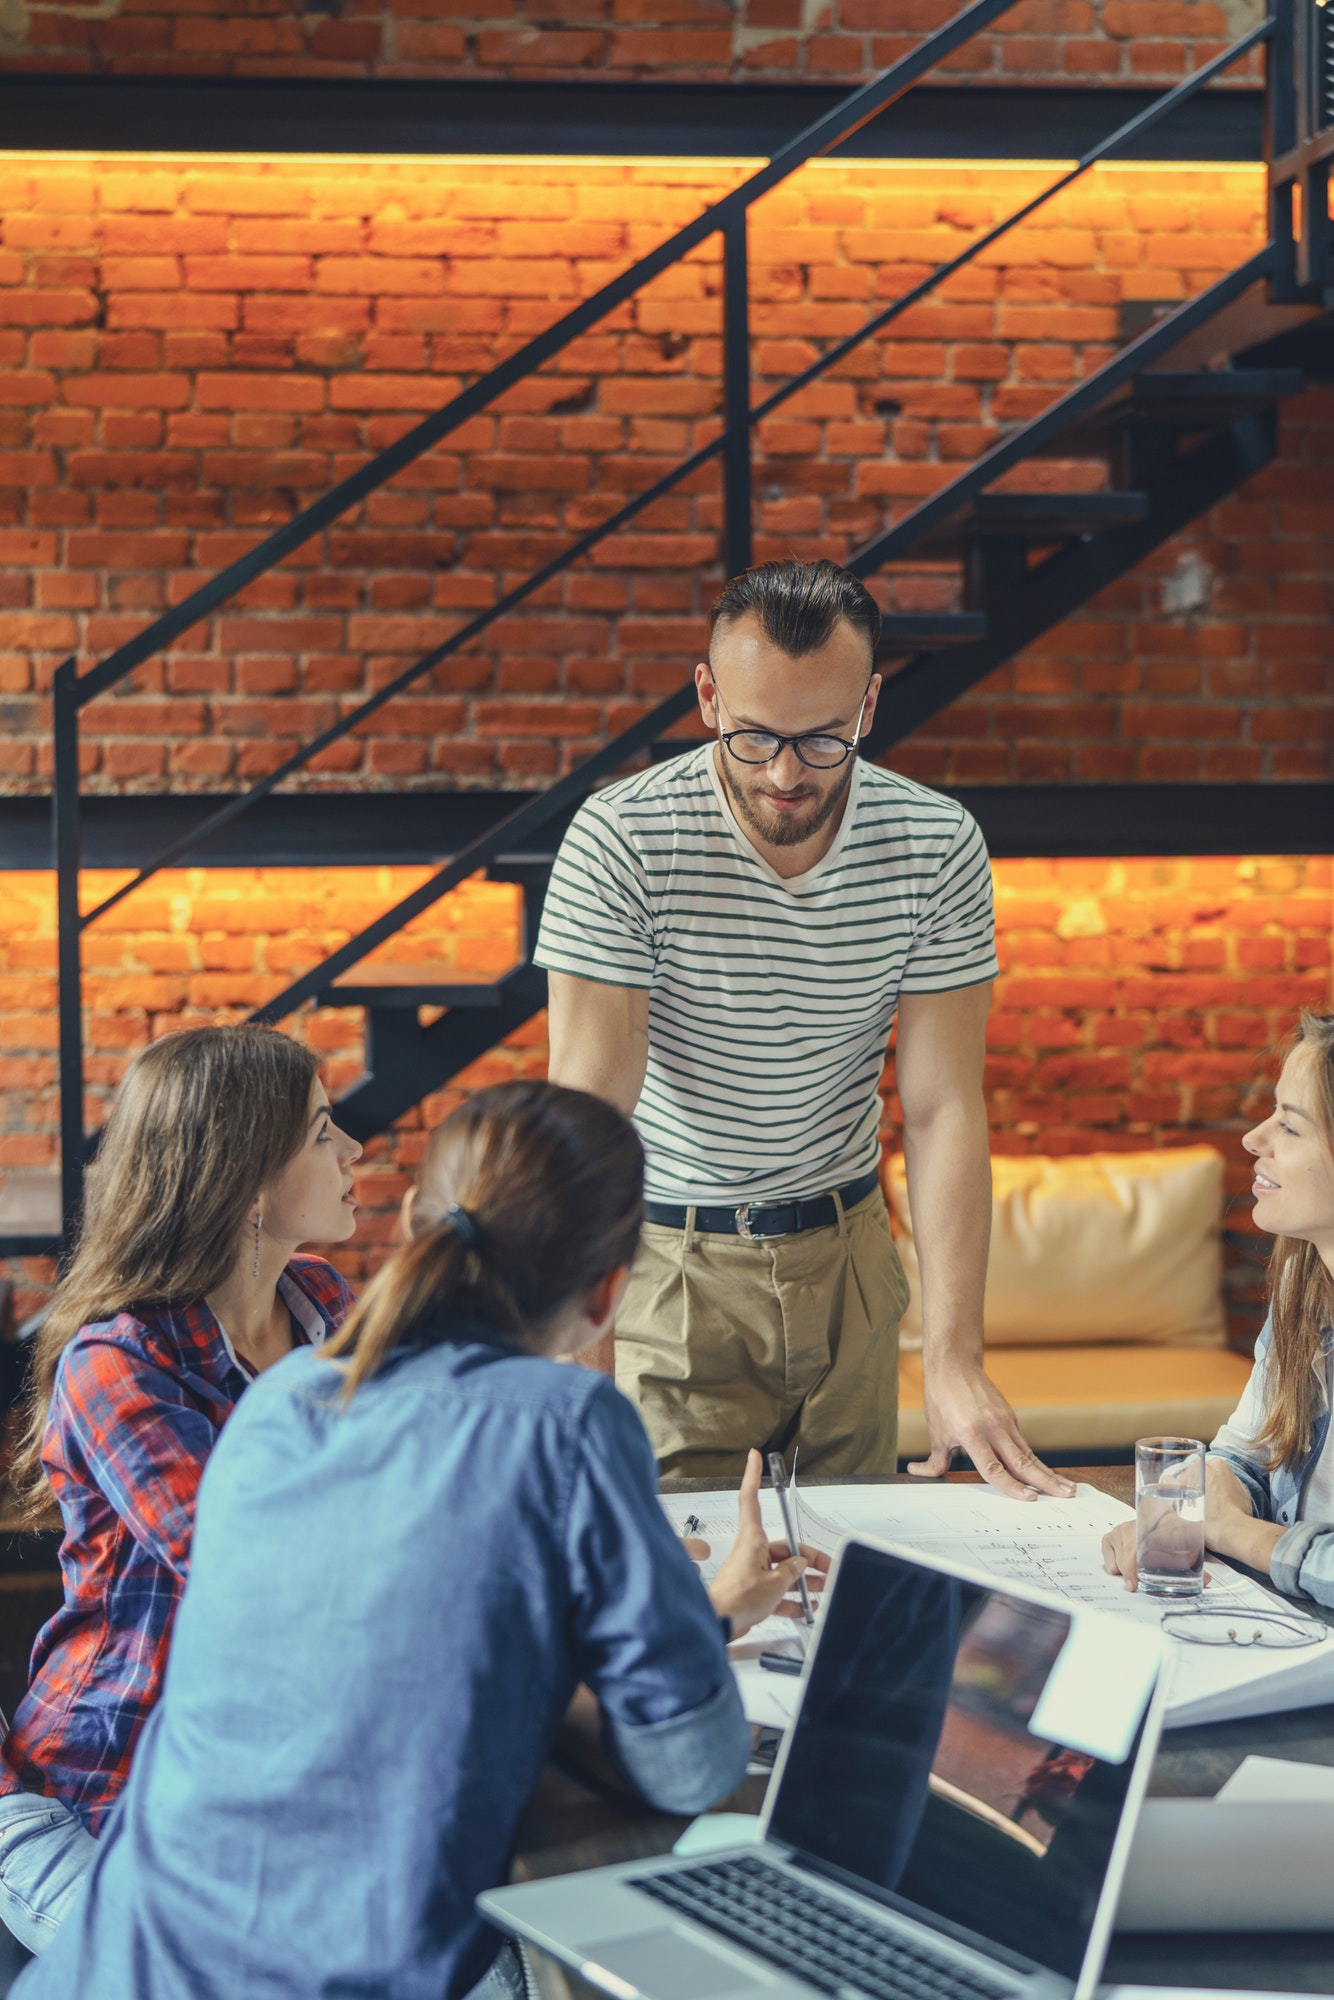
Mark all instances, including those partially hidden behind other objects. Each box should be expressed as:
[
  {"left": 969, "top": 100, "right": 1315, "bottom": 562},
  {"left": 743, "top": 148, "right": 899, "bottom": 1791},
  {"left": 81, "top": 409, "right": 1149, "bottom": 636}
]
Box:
[{"left": 767, "top": 1541, "right": 1156, "bottom": 1983}]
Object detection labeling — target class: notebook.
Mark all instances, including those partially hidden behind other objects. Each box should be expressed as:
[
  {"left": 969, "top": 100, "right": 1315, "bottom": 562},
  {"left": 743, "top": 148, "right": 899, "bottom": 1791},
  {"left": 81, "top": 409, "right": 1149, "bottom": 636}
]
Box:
[{"left": 481, "top": 1534, "right": 1167, "bottom": 2000}]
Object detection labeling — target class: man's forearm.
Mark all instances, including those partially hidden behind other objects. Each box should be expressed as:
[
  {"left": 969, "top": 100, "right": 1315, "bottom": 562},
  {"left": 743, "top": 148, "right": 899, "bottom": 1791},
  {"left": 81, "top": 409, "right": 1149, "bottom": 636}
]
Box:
[
  {"left": 545, "top": 971, "right": 649, "bottom": 1114},
  {"left": 902, "top": 1097, "right": 991, "bottom": 1367}
]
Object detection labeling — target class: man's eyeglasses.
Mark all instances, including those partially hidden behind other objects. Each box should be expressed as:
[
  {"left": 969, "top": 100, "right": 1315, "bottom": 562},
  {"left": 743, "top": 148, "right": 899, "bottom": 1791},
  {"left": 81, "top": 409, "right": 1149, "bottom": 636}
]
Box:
[{"left": 715, "top": 681, "right": 871, "bottom": 771}]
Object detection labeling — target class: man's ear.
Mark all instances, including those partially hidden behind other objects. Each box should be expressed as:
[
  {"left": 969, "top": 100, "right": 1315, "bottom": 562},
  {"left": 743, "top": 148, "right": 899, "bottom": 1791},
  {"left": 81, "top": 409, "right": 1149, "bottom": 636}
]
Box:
[
  {"left": 399, "top": 1186, "right": 417, "bottom": 1243},
  {"left": 695, "top": 660, "right": 718, "bottom": 729}
]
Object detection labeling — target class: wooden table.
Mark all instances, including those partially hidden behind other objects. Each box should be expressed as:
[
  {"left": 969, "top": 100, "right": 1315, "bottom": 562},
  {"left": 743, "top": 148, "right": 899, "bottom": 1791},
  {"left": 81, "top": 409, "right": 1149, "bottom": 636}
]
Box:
[{"left": 513, "top": 1470, "right": 1334, "bottom": 1996}]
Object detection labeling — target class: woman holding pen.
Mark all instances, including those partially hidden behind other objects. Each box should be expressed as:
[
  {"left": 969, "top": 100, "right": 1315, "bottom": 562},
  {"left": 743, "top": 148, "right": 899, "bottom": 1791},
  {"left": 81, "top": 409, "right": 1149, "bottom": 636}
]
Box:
[{"left": 13, "top": 1079, "right": 824, "bottom": 2000}]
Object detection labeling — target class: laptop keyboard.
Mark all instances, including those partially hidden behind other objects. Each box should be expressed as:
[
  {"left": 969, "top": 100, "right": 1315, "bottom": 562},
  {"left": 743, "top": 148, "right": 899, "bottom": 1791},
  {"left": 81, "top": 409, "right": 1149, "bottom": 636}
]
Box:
[{"left": 631, "top": 1856, "right": 1012, "bottom": 2000}]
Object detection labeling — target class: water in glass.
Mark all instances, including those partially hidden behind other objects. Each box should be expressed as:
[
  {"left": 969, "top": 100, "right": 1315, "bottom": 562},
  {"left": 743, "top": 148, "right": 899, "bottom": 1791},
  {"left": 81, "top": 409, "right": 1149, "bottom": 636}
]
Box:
[{"left": 1135, "top": 1436, "right": 1205, "bottom": 1598}]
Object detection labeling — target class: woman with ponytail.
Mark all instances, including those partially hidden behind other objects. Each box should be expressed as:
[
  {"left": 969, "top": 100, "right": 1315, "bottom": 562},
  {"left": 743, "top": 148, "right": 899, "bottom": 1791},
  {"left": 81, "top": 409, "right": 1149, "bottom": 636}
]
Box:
[
  {"left": 0, "top": 1026, "right": 360, "bottom": 1956},
  {"left": 1102, "top": 1012, "right": 1334, "bottom": 1604},
  {"left": 13, "top": 1081, "right": 823, "bottom": 2000}
]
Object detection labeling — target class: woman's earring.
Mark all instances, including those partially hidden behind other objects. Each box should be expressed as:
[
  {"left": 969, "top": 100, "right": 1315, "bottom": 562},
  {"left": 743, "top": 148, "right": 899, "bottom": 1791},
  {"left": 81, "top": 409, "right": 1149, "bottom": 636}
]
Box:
[{"left": 252, "top": 1212, "right": 262, "bottom": 1281}]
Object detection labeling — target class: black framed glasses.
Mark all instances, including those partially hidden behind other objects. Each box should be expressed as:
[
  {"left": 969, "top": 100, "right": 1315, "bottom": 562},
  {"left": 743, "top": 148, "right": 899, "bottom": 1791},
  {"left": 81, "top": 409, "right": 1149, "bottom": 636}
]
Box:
[
  {"left": 720, "top": 727, "right": 859, "bottom": 770},
  {"left": 715, "top": 681, "right": 872, "bottom": 771}
]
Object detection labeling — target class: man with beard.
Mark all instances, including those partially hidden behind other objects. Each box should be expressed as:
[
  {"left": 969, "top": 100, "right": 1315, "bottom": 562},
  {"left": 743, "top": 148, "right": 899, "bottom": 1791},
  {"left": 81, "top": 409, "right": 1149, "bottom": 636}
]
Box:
[{"left": 536, "top": 558, "right": 1070, "bottom": 1498}]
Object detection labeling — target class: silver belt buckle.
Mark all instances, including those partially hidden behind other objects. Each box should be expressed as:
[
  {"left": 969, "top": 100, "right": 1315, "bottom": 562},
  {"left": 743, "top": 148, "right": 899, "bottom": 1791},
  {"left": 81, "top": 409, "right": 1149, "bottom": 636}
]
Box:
[{"left": 735, "top": 1202, "right": 782, "bottom": 1241}]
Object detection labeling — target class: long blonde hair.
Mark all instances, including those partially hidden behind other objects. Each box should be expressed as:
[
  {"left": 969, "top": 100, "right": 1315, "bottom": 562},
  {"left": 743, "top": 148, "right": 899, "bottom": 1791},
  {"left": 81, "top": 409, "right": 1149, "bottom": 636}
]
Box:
[
  {"left": 1255, "top": 1012, "right": 1334, "bottom": 1472},
  {"left": 14, "top": 1025, "right": 319, "bottom": 1524},
  {"left": 326, "top": 1079, "right": 644, "bottom": 1398}
]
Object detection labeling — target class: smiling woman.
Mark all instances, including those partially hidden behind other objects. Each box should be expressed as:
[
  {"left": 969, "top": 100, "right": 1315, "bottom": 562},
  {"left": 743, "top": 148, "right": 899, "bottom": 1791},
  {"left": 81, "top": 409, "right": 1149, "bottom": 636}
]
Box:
[
  {"left": 1102, "top": 1013, "right": 1334, "bottom": 1610},
  {"left": 0, "top": 1026, "right": 360, "bottom": 1957}
]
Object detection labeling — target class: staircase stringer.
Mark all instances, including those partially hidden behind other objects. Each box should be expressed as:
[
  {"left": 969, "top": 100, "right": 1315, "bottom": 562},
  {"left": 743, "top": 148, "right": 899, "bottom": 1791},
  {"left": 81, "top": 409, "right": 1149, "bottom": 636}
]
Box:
[{"left": 862, "top": 409, "right": 1283, "bottom": 754}]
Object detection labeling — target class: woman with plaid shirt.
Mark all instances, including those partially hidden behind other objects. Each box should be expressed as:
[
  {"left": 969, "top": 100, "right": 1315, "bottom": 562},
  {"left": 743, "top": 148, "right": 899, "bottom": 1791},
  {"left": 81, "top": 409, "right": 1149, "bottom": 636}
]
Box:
[
  {"left": 11, "top": 1081, "right": 823, "bottom": 2000},
  {"left": 0, "top": 1026, "right": 361, "bottom": 1956}
]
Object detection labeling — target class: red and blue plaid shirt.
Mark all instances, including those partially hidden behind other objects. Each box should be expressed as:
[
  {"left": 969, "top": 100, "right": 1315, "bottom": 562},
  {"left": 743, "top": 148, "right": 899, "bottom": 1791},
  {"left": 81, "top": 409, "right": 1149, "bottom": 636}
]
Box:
[{"left": 0, "top": 1255, "right": 352, "bottom": 1832}]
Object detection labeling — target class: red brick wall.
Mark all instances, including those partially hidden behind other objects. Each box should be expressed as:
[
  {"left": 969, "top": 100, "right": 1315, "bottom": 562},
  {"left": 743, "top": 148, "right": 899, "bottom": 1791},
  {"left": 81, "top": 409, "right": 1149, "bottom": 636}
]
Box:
[
  {"left": 0, "top": 0, "right": 1267, "bottom": 87},
  {"left": 0, "top": 864, "right": 529, "bottom": 1318},
  {"left": 1, "top": 145, "right": 1329, "bottom": 1338},
  {"left": 2, "top": 853, "right": 1327, "bottom": 1332},
  {"left": 891, "top": 380, "right": 1334, "bottom": 786},
  {"left": 6, "top": 153, "right": 1324, "bottom": 794}
]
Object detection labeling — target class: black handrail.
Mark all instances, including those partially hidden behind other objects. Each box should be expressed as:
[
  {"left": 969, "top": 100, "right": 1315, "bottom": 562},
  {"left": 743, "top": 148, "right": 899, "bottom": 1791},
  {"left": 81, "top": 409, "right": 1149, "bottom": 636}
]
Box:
[
  {"left": 49, "top": 3, "right": 1285, "bottom": 1236},
  {"left": 246, "top": 241, "right": 1275, "bottom": 1027},
  {"left": 51, "top": 0, "right": 1022, "bottom": 1234},
  {"left": 77, "top": 13, "right": 1272, "bottom": 938},
  {"left": 1268, "top": 0, "right": 1334, "bottom": 294},
  {"left": 71, "top": 0, "right": 1020, "bottom": 723},
  {"left": 240, "top": 22, "right": 1274, "bottom": 1029},
  {"left": 71, "top": 0, "right": 1023, "bottom": 933}
]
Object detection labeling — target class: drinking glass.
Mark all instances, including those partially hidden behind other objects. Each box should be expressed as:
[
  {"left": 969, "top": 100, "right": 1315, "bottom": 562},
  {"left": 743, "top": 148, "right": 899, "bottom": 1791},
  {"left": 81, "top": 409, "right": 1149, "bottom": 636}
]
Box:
[{"left": 1135, "top": 1436, "right": 1206, "bottom": 1598}]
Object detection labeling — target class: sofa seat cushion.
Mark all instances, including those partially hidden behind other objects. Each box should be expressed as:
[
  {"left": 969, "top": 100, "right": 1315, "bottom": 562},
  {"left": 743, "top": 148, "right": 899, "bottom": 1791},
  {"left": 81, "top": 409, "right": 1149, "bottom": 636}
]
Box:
[{"left": 896, "top": 1343, "right": 1254, "bottom": 1458}]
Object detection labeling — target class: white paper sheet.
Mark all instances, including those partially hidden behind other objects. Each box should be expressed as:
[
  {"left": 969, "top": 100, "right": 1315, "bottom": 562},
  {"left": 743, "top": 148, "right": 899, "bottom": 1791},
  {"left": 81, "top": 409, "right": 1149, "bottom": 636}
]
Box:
[
  {"left": 1119, "top": 1799, "right": 1334, "bottom": 1930},
  {"left": 661, "top": 1482, "right": 1334, "bottom": 1730},
  {"left": 1215, "top": 1752, "right": 1334, "bottom": 1804},
  {"left": 1103, "top": 1988, "right": 1312, "bottom": 1998}
]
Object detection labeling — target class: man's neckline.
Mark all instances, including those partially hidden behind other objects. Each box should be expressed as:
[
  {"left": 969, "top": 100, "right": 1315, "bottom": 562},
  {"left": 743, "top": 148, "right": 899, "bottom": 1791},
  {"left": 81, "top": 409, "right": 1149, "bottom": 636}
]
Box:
[{"left": 702, "top": 745, "right": 861, "bottom": 888}]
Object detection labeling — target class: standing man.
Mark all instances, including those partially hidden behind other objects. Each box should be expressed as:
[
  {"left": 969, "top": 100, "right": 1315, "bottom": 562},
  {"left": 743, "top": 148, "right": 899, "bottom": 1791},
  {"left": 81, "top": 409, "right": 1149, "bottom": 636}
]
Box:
[{"left": 536, "top": 558, "right": 1071, "bottom": 1501}]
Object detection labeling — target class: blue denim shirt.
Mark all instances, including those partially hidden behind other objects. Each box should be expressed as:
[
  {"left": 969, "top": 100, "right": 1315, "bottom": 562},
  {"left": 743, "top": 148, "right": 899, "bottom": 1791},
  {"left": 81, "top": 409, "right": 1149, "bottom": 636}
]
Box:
[
  {"left": 1209, "top": 1313, "right": 1334, "bottom": 1608},
  {"left": 15, "top": 1326, "right": 750, "bottom": 2000}
]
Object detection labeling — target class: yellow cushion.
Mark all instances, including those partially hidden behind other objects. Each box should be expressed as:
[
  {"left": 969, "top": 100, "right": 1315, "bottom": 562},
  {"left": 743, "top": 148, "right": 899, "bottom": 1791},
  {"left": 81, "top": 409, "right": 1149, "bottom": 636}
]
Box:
[
  {"left": 885, "top": 1146, "right": 1226, "bottom": 1351},
  {"left": 896, "top": 1344, "right": 1253, "bottom": 1457}
]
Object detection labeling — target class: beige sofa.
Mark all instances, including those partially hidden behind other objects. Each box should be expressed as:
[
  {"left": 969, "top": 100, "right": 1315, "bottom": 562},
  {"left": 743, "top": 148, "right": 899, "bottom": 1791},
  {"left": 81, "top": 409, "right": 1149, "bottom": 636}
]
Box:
[{"left": 884, "top": 1146, "right": 1254, "bottom": 1459}]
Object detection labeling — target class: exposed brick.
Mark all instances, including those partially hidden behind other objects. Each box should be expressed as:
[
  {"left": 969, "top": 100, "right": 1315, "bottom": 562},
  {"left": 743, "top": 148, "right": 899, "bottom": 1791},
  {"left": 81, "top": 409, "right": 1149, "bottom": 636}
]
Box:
[
  {"left": 0, "top": 0, "right": 1260, "bottom": 88},
  {"left": 0, "top": 149, "right": 1325, "bottom": 867}
]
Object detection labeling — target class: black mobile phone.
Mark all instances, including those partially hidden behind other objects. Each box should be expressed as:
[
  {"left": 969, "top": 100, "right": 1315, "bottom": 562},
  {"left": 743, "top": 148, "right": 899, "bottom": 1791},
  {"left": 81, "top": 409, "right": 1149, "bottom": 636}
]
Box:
[{"left": 758, "top": 1649, "right": 804, "bottom": 1677}]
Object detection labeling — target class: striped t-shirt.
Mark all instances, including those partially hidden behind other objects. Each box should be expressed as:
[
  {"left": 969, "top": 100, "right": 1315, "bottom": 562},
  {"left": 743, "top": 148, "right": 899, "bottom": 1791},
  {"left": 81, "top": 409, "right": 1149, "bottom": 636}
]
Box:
[{"left": 534, "top": 746, "right": 998, "bottom": 1206}]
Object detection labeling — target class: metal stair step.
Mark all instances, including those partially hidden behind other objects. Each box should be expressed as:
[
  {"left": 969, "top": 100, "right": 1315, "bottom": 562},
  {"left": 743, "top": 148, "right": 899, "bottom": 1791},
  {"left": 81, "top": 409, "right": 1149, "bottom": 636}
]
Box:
[
  {"left": 0, "top": 1172, "right": 62, "bottom": 1256},
  {"left": 876, "top": 613, "right": 987, "bottom": 653},
  {"left": 917, "top": 490, "right": 1148, "bottom": 553},
  {"left": 1041, "top": 369, "right": 1309, "bottom": 449},
  {"left": 318, "top": 964, "right": 514, "bottom": 1009},
  {"left": 1121, "top": 367, "right": 1305, "bottom": 417}
]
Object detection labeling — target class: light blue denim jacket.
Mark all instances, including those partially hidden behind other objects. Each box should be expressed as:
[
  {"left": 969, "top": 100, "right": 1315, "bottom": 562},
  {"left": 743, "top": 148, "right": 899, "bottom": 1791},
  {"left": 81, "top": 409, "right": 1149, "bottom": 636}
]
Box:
[
  {"left": 1209, "top": 1313, "right": 1334, "bottom": 1608},
  {"left": 14, "top": 1325, "right": 750, "bottom": 2000}
]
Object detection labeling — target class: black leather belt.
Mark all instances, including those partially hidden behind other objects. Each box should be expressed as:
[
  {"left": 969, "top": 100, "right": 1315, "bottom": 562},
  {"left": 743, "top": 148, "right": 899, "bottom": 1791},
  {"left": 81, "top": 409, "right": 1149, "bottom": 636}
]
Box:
[{"left": 644, "top": 1167, "right": 881, "bottom": 1241}]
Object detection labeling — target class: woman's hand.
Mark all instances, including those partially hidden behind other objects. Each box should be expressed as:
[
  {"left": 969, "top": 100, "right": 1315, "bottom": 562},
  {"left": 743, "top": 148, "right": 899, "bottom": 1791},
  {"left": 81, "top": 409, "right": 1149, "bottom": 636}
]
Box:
[
  {"left": 706, "top": 1448, "right": 830, "bottom": 1641},
  {"left": 1099, "top": 1516, "right": 1141, "bottom": 1591},
  {"left": 1096, "top": 1512, "right": 1208, "bottom": 1592},
  {"left": 1102, "top": 1458, "right": 1260, "bottom": 1591}
]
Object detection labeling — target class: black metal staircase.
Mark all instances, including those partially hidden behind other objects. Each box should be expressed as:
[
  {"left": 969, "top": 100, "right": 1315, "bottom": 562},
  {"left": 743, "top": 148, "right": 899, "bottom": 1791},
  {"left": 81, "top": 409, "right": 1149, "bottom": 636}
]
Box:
[{"left": 6, "top": 0, "right": 1334, "bottom": 1259}]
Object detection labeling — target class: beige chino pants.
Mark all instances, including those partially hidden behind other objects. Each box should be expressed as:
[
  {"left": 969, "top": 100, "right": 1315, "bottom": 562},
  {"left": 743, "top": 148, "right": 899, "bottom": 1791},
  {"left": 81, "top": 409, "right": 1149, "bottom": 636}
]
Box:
[{"left": 615, "top": 1187, "right": 910, "bottom": 1482}]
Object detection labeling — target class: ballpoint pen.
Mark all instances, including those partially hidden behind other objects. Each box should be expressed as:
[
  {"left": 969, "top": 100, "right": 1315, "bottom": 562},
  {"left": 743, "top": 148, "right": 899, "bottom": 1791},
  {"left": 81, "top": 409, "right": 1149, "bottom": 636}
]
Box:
[{"left": 767, "top": 1451, "right": 815, "bottom": 1626}]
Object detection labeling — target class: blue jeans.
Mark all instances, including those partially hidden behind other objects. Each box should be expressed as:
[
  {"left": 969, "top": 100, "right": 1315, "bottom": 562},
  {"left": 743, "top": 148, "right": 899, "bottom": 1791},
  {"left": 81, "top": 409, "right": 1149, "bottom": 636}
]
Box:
[{"left": 0, "top": 1793, "right": 97, "bottom": 1955}]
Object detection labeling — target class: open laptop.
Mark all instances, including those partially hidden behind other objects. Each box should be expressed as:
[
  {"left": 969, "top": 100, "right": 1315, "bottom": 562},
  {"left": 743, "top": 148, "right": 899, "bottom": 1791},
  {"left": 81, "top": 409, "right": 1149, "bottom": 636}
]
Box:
[{"left": 481, "top": 1536, "right": 1167, "bottom": 2000}]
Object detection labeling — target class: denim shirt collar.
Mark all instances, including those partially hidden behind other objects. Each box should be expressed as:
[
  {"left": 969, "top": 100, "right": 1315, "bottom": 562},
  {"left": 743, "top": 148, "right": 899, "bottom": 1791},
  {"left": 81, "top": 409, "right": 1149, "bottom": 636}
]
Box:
[{"left": 395, "top": 1310, "right": 526, "bottom": 1359}]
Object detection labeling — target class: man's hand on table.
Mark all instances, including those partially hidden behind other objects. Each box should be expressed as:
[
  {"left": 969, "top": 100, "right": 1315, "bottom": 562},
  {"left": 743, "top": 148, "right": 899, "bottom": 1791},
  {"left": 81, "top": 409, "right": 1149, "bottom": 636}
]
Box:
[
  {"left": 910, "top": 1360, "right": 1076, "bottom": 1501},
  {"left": 694, "top": 1448, "right": 830, "bottom": 1639}
]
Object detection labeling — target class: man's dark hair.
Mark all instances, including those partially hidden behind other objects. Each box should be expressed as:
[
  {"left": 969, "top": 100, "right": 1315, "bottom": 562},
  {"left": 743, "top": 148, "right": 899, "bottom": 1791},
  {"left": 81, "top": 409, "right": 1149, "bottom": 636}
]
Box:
[{"left": 708, "top": 559, "right": 881, "bottom": 658}]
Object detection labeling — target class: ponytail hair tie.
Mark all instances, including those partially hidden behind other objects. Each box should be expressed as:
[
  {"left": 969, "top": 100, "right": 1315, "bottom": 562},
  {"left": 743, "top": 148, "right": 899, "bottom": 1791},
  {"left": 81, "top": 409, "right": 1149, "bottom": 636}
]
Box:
[{"left": 443, "top": 1203, "right": 482, "bottom": 1254}]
